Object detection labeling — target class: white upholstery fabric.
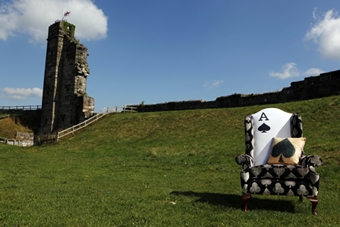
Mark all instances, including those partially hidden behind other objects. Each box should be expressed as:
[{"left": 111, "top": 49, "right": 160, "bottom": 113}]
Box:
[{"left": 252, "top": 108, "right": 292, "bottom": 166}]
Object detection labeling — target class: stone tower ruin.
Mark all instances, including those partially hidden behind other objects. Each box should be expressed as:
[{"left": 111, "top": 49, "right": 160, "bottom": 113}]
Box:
[{"left": 39, "top": 21, "right": 94, "bottom": 135}]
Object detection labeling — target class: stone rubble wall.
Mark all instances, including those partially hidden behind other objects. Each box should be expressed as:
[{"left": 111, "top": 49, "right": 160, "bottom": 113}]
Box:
[
  {"left": 133, "top": 69, "right": 340, "bottom": 112},
  {"left": 0, "top": 132, "right": 34, "bottom": 147}
]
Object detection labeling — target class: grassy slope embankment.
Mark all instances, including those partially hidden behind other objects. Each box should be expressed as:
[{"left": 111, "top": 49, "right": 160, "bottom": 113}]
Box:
[
  {"left": 0, "top": 96, "right": 339, "bottom": 226},
  {"left": 0, "top": 112, "right": 40, "bottom": 139}
]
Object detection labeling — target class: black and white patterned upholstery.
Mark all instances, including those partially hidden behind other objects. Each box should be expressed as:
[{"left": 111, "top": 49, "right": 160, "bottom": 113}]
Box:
[{"left": 235, "top": 108, "right": 322, "bottom": 214}]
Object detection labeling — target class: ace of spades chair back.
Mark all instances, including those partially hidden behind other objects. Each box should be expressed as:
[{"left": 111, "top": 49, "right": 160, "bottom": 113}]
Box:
[{"left": 235, "top": 108, "right": 322, "bottom": 215}]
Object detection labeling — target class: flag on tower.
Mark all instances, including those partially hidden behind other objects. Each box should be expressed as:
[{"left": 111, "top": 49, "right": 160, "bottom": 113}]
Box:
[{"left": 64, "top": 11, "right": 71, "bottom": 17}]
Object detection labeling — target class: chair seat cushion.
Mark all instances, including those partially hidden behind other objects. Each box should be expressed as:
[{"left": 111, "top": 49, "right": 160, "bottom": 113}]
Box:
[{"left": 249, "top": 164, "right": 309, "bottom": 180}]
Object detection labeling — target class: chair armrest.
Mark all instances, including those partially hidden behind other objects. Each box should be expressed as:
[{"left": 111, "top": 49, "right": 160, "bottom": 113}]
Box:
[
  {"left": 300, "top": 155, "right": 323, "bottom": 167},
  {"left": 235, "top": 154, "right": 254, "bottom": 170}
]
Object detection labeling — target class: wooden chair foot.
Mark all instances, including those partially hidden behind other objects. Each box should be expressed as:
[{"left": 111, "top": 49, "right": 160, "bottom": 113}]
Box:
[
  {"left": 299, "top": 195, "right": 303, "bottom": 202},
  {"left": 241, "top": 194, "right": 251, "bottom": 211},
  {"left": 307, "top": 197, "right": 318, "bottom": 215}
]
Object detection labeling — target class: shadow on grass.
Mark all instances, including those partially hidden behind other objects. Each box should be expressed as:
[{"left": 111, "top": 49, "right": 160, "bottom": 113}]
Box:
[{"left": 170, "top": 191, "right": 296, "bottom": 213}]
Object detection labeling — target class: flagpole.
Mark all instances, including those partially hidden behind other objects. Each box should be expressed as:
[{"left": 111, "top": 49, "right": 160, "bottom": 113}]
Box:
[{"left": 62, "top": 10, "right": 71, "bottom": 21}]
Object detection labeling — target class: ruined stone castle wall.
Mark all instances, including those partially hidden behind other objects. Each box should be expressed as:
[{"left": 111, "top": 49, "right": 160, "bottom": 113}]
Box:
[
  {"left": 39, "top": 21, "right": 94, "bottom": 135},
  {"left": 134, "top": 69, "right": 340, "bottom": 112}
]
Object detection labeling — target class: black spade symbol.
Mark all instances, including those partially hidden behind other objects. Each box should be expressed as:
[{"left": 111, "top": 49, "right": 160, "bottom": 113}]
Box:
[
  {"left": 258, "top": 123, "right": 271, "bottom": 133},
  {"left": 272, "top": 138, "right": 295, "bottom": 162}
]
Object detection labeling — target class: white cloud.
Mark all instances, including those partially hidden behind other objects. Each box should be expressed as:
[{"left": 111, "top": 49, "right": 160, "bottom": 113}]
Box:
[
  {"left": 312, "top": 7, "right": 318, "bottom": 20},
  {"left": 212, "top": 80, "right": 223, "bottom": 87},
  {"left": 269, "top": 63, "right": 324, "bottom": 79},
  {"left": 2, "top": 87, "right": 43, "bottom": 100},
  {"left": 269, "top": 63, "right": 300, "bottom": 79},
  {"left": 204, "top": 80, "right": 223, "bottom": 89},
  {"left": 0, "top": 0, "right": 108, "bottom": 42},
  {"left": 305, "top": 9, "right": 340, "bottom": 60},
  {"left": 303, "top": 68, "right": 324, "bottom": 76}
]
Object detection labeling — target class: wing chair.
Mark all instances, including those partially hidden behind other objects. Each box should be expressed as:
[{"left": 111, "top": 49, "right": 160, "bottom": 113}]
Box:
[{"left": 235, "top": 108, "right": 322, "bottom": 215}]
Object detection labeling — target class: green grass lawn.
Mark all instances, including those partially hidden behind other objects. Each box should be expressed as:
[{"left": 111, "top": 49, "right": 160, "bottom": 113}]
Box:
[{"left": 1, "top": 96, "right": 340, "bottom": 226}]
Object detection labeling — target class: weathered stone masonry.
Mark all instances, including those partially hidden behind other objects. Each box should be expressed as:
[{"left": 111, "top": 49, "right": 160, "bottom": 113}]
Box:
[
  {"left": 39, "top": 21, "right": 94, "bottom": 135},
  {"left": 133, "top": 69, "right": 340, "bottom": 112}
]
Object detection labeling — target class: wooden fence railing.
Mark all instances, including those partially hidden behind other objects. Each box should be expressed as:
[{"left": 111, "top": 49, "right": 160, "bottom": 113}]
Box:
[
  {"left": 0, "top": 105, "right": 41, "bottom": 110},
  {"left": 56, "top": 105, "right": 137, "bottom": 140},
  {"left": 1, "top": 105, "right": 137, "bottom": 143}
]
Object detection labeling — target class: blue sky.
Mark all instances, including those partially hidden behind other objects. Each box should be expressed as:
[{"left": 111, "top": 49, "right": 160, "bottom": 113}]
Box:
[{"left": 1, "top": 0, "right": 340, "bottom": 111}]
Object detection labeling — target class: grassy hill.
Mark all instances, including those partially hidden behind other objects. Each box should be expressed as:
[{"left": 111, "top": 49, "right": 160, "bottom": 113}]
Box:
[
  {"left": 0, "top": 96, "right": 339, "bottom": 226},
  {"left": 0, "top": 111, "right": 40, "bottom": 139}
]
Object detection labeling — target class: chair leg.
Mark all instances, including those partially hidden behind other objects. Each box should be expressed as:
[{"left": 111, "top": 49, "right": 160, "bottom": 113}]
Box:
[
  {"left": 307, "top": 197, "right": 318, "bottom": 215},
  {"left": 241, "top": 194, "right": 251, "bottom": 211},
  {"left": 299, "top": 195, "right": 303, "bottom": 202}
]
